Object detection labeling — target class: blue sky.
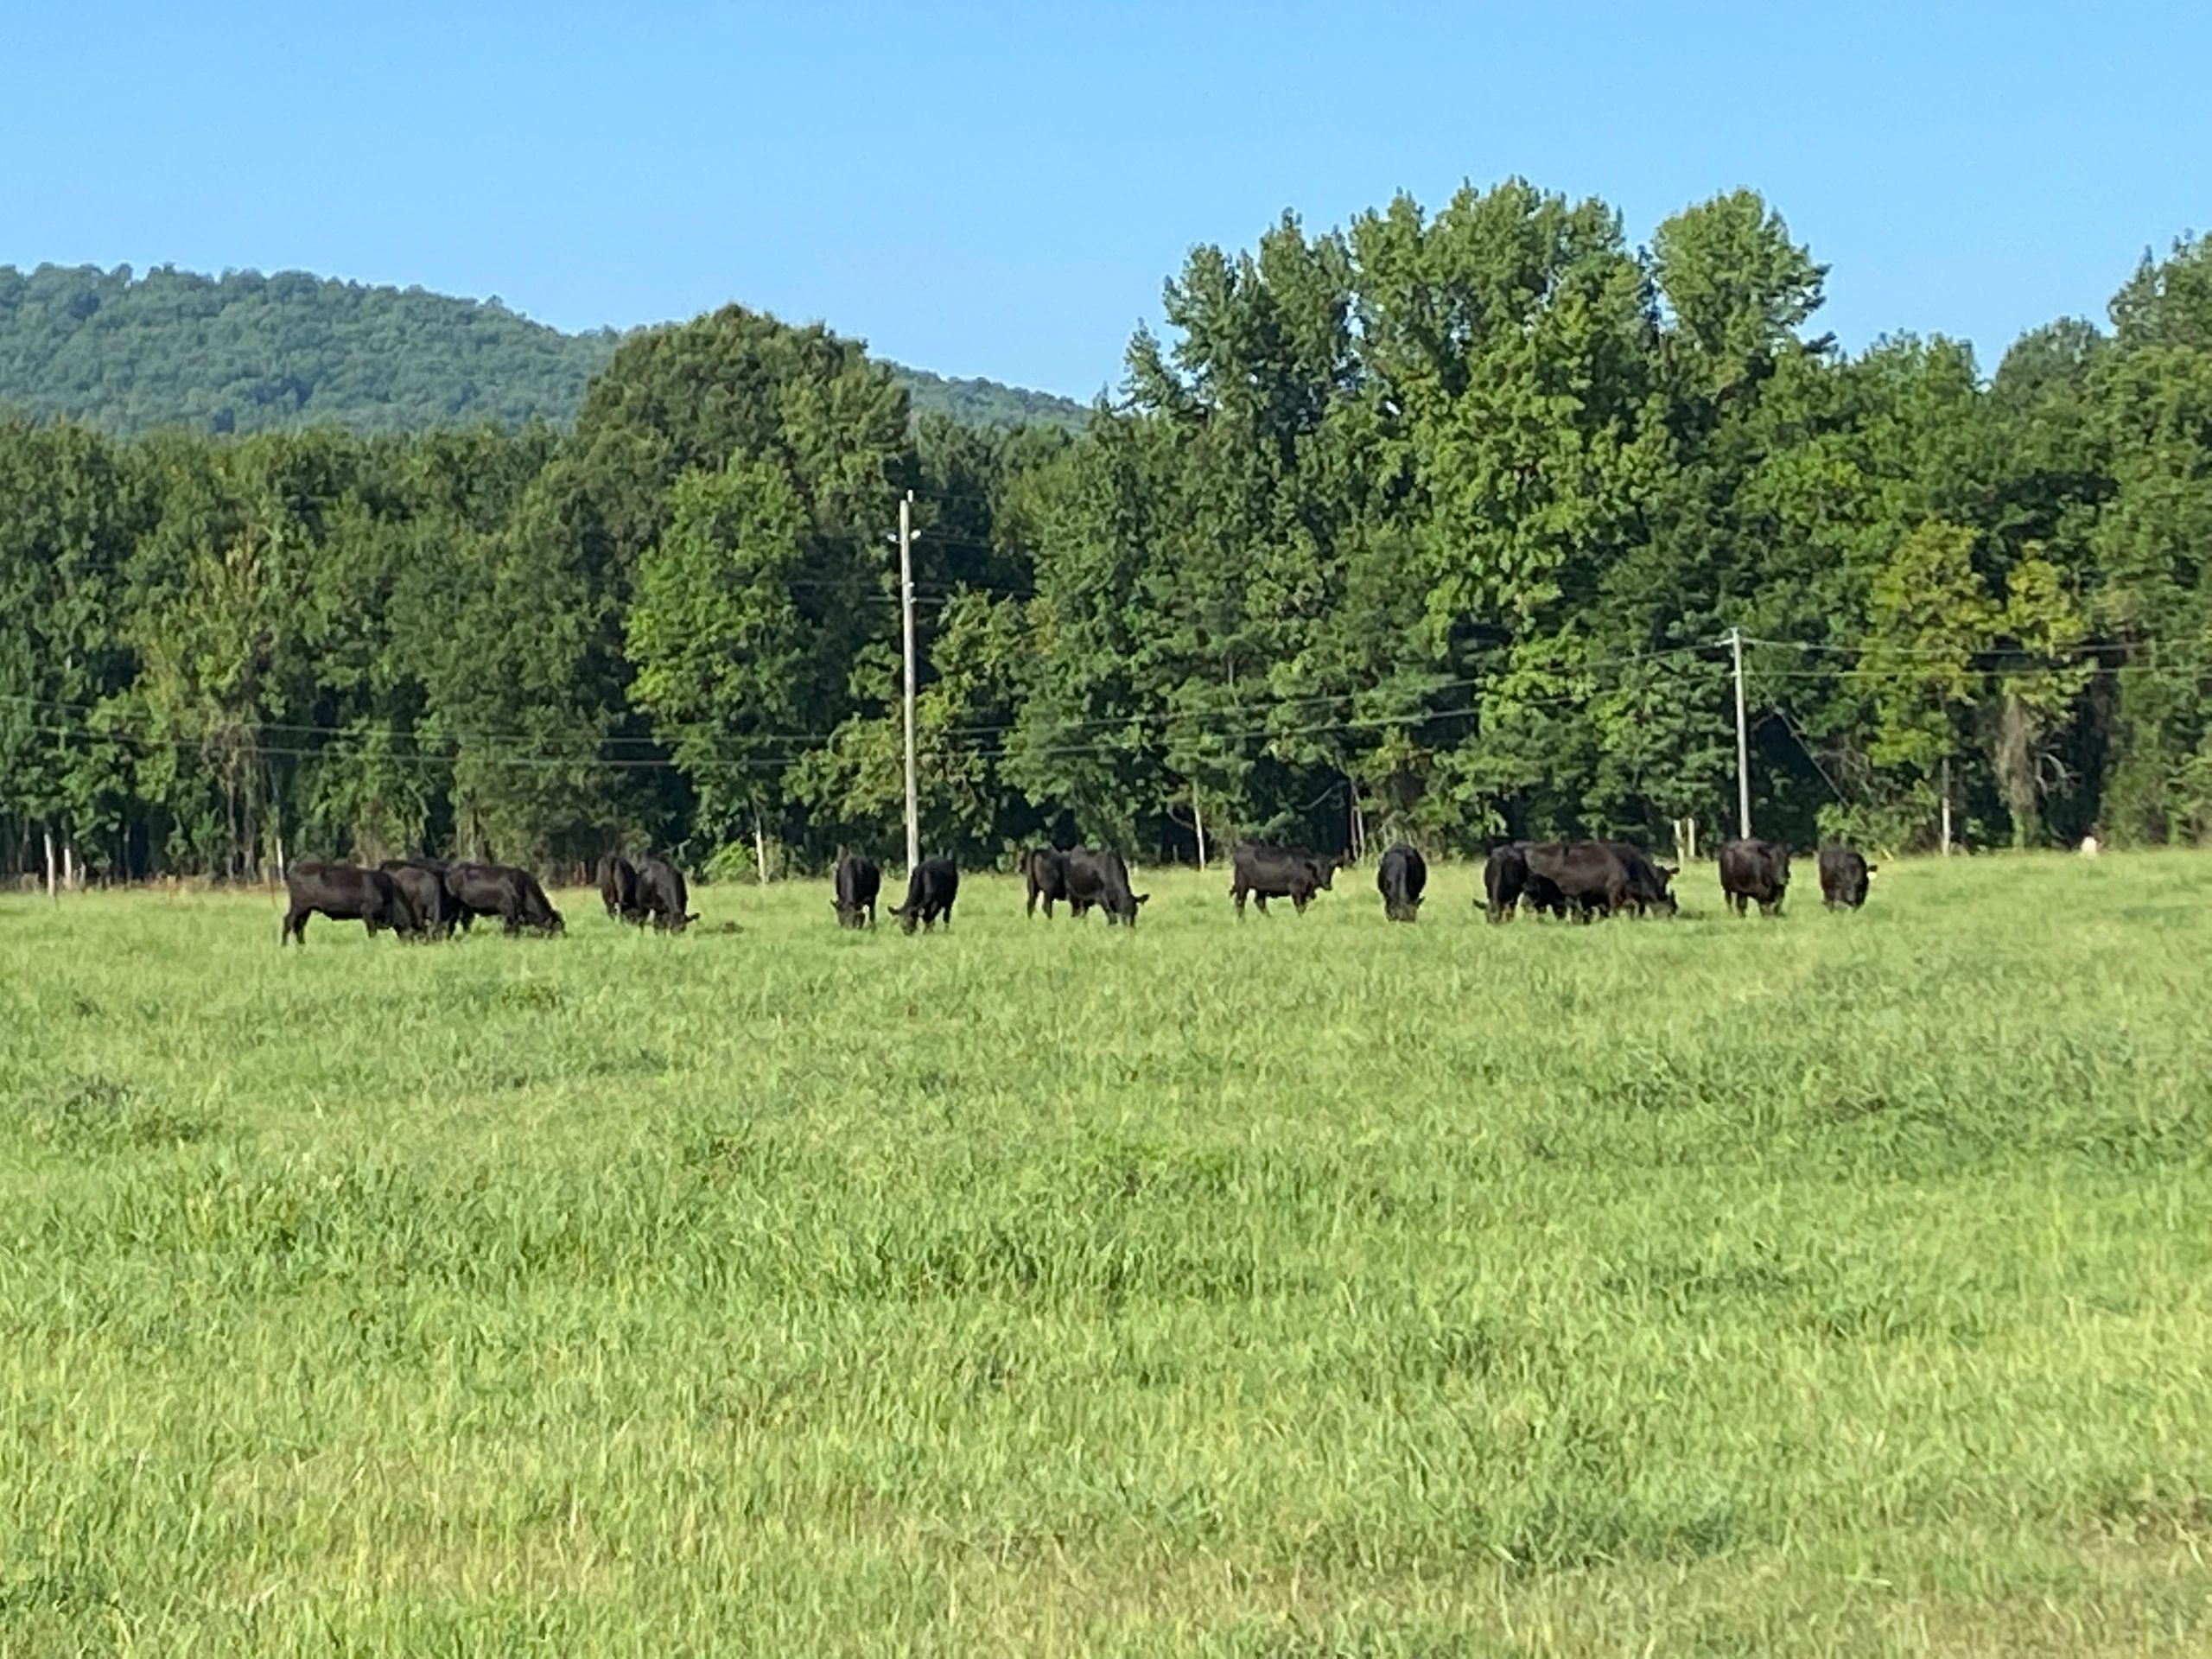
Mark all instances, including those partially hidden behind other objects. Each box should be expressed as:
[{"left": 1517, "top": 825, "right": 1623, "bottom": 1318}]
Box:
[{"left": 3, "top": 2, "right": 2204, "bottom": 397}]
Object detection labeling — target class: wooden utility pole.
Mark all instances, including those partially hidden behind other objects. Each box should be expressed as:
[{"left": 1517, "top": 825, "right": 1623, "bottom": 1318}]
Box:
[
  {"left": 1940, "top": 756, "right": 1954, "bottom": 856},
  {"left": 1728, "top": 626, "right": 1751, "bottom": 840},
  {"left": 897, "top": 492, "right": 921, "bottom": 874}
]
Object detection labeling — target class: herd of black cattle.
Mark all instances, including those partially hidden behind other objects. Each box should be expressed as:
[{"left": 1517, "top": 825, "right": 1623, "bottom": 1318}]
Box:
[{"left": 275, "top": 836, "right": 1875, "bottom": 945}]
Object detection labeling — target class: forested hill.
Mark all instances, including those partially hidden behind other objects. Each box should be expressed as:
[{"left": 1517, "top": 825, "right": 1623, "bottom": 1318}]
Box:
[{"left": 0, "top": 263, "right": 1089, "bottom": 435}]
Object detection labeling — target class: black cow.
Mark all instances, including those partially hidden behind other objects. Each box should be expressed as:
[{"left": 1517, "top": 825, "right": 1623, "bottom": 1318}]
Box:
[
  {"left": 1484, "top": 842, "right": 1527, "bottom": 921},
  {"left": 1023, "top": 848, "right": 1073, "bottom": 918},
  {"left": 598, "top": 853, "right": 644, "bottom": 924},
  {"left": 831, "top": 854, "right": 881, "bottom": 929},
  {"left": 1522, "top": 842, "right": 1636, "bottom": 920},
  {"left": 1481, "top": 842, "right": 1567, "bottom": 922},
  {"left": 379, "top": 859, "right": 460, "bottom": 938},
  {"left": 891, "top": 858, "right": 958, "bottom": 934},
  {"left": 634, "top": 855, "right": 696, "bottom": 932},
  {"left": 1604, "top": 842, "right": 1679, "bottom": 917},
  {"left": 1818, "top": 844, "right": 1875, "bottom": 909},
  {"left": 1376, "top": 843, "right": 1427, "bottom": 922},
  {"left": 446, "top": 862, "right": 565, "bottom": 935},
  {"left": 281, "top": 861, "right": 418, "bottom": 945},
  {"left": 1064, "top": 848, "right": 1148, "bottom": 926},
  {"left": 1719, "top": 838, "right": 1790, "bottom": 917},
  {"left": 1230, "top": 843, "right": 1342, "bottom": 917}
]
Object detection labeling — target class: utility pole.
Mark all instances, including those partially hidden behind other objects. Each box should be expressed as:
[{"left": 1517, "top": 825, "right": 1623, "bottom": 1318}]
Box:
[
  {"left": 1728, "top": 626, "right": 1751, "bottom": 840},
  {"left": 896, "top": 492, "right": 921, "bottom": 873}
]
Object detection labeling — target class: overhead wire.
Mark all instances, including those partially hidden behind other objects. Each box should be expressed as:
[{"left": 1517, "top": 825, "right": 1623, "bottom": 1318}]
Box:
[{"left": 5, "top": 635, "right": 2196, "bottom": 779}]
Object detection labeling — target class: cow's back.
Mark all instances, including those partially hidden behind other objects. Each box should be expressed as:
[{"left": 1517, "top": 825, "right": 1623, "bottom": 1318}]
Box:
[{"left": 1377, "top": 844, "right": 1426, "bottom": 918}]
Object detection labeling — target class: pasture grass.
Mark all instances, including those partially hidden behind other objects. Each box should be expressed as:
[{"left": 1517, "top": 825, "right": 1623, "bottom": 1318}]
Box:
[{"left": 2, "top": 852, "right": 2209, "bottom": 1655}]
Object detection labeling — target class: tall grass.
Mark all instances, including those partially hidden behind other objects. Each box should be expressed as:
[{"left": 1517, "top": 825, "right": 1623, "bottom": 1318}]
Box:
[{"left": 3, "top": 854, "right": 2209, "bottom": 1655}]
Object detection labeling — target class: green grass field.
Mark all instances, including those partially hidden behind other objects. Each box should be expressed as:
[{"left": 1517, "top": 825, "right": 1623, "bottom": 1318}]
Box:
[{"left": 3, "top": 855, "right": 2209, "bottom": 1655}]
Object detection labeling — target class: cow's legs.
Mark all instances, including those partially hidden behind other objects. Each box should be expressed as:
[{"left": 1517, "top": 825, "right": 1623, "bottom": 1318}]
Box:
[{"left": 282, "top": 906, "right": 306, "bottom": 945}]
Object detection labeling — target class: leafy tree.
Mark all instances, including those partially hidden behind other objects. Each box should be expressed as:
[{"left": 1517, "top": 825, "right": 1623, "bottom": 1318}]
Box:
[{"left": 626, "top": 460, "right": 823, "bottom": 861}]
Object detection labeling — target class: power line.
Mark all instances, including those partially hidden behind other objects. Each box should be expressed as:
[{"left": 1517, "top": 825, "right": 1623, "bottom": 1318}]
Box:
[
  {"left": 8, "top": 639, "right": 2194, "bottom": 783},
  {"left": 0, "top": 640, "right": 1717, "bottom": 752}
]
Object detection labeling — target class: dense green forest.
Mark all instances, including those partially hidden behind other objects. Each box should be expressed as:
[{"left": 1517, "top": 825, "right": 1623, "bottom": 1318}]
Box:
[
  {"left": 0, "top": 263, "right": 1090, "bottom": 436},
  {"left": 4, "top": 181, "right": 2209, "bottom": 883}
]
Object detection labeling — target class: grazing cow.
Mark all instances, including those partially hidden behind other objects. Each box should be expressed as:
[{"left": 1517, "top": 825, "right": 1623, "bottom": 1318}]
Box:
[
  {"left": 1521, "top": 842, "right": 1636, "bottom": 920},
  {"left": 445, "top": 862, "right": 565, "bottom": 935},
  {"left": 1719, "top": 837, "right": 1790, "bottom": 917},
  {"left": 1229, "top": 843, "right": 1343, "bottom": 917},
  {"left": 379, "top": 859, "right": 460, "bottom": 938},
  {"left": 1604, "top": 842, "right": 1680, "bottom": 917},
  {"left": 1484, "top": 842, "right": 1526, "bottom": 921},
  {"left": 1817, "top": 844, "right": 1875, "bottom": 909},
  {"left": 1483, "top": 842, "right": 1570, "bottom": 922},
  {"left": 598, "top": 853, "right": 644, "bottom": 924},
  {"left": 1023, "top": 847, "right": 1073, "bottom": 918},
  {"left": 634, "top": 854, "right": 696, "bottom": 932},
  {"left": 1376, "top": 843, "right": 1427, "bottom": 922},
  {"left": 282, "top": 861, "right": 418, "bottom": 945},
  {"left": 891, "top": 858, "right": 958, "bottom": 934},
  {"left": 1063, "top": 847, "right": 1149, "bottom": 926},
  {"left": 831, "top": 853, "right": 881, "bottom": 929}
]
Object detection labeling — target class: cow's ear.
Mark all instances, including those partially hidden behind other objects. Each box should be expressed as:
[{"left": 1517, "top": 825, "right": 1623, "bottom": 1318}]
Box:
[
  {"left": 1866, "top": 864, "right": 1879, "bottom": 875},
  {"left": 1658, "top": 865, "right": 1678, "bottom": 877},
  {"left": 1135, "top": 893, "right": 1151, "bottom": 906}
]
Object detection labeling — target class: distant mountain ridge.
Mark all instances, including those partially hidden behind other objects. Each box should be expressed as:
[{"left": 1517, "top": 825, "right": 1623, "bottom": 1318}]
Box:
[{"left": 0, "top": 262, "right": 1090, "bottom": 436}]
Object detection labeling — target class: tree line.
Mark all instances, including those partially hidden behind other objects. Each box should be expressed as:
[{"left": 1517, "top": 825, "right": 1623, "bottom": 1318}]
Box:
[{"left": 4, "top": 181, "right": 2209, "bottom": 885}]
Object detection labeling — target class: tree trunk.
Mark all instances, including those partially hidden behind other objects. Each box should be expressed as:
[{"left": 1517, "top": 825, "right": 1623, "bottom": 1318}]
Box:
[
  {"left": 61, "top": 837, "right": 76, "bottom": 892},
  {"left": 753, "top": 809, "right": 768, "bottom": 887},
  {"left": 43, "top": 825, "right": 57, "bottom": 901},
  {"left": 1939, "top": 757, "right": 1954, "bottom": 855},
  {"left": 1192, "top": 788, "right": 1208, "bottom": 870}
]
